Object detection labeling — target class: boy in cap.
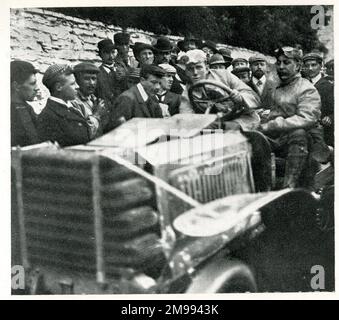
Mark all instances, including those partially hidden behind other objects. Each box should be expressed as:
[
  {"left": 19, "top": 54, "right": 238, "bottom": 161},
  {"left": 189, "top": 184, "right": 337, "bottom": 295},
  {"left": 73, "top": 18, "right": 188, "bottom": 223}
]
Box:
[
  {"left": 113, "top": 64, "right": 166, "bottom": 123},
  {"left": 303, "top": 52, "right": 334, "bottom": 147},
  {"left": 179, "top": 49, "right": 260, "bottom": 131},
  {"left": 259, "top": 47, "right": 323, "bottom": 188},
  {"left": 248, "top": 53, "right": 277, "bottom": 110},
  {"left": 37, "top": 64, "right": 100, "bottom": 147},
  {"left": 156, "top": 63, "right": 181, "bottom": 117},
  {"left": 231, "top": 58, "right": 248, "bottom": 70},
  {"left": 10, "top": 60, "right": 41, "bottom": 147},
  {"left": 72, "top": 62, "right": 108, "bottom": 135},
  {"left": 231, "top": 66, "right": 251, "bottom": 85}
]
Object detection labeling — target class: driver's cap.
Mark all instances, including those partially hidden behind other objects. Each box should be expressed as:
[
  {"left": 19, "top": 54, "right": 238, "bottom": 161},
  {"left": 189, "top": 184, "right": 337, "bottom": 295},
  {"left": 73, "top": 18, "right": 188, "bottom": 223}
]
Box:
[{"left": 185, "top": 49, "right": 207, "bottom": 64}]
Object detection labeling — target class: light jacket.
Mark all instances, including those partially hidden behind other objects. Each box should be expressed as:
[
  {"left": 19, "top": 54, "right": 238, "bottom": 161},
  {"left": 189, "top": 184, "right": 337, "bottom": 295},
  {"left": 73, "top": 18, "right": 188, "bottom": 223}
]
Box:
[{"left": 262, "top": 74, "right": 321, "bottom": 132}]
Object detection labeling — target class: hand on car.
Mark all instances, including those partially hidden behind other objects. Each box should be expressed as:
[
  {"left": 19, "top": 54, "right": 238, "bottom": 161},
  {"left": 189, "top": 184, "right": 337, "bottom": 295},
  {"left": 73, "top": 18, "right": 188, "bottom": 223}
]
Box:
[{"left": 229, "top": 89, "right": 243, "bottom": 105}]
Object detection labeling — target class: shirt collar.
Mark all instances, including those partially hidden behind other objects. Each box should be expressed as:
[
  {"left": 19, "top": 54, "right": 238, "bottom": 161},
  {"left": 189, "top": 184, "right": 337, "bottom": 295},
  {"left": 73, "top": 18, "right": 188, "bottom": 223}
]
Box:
[
  {"left": 136, "top": 83, "right": 149, "bottom": 102},
  {"left": 76, "top": 90, "right": 94, "bottom": 102},
  {"left": 310, "top": 73, "right": 322, "bottom": 85},
  {"left": 253, "top": 75, "right": 266, "bottom": 86},
  {"left": 49, "top": 96, "right": 72, "bottom": 108},
  {"left": 102, "top": 63, "right": 115, "bottom": 73}
]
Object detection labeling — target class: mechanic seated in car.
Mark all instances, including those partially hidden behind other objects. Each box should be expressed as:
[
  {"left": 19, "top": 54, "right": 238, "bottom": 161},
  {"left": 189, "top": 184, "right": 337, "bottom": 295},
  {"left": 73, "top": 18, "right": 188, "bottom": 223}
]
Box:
[
  {"left": 179, "top": 49, "right": 261, "bottom": 130},
  {"left": 259, "top": 47, "right": 322, "bottom": 188},
  {"left": 38, "top": 64, "right": 105, "bottom": 147}
]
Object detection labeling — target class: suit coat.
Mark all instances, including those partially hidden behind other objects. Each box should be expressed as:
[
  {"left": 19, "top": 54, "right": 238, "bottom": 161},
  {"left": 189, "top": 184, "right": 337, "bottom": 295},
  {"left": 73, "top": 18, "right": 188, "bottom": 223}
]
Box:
[
  {"left": 161, "top": 91, "right": 181, "bottom": 116},
  {"left": 314, "top": 76, "right": 334, "bottom": 146},
  {"left": 11, "top": 100, "right": 41, "bottom": 147},
  {"left": 249, "top": 76, "right": 278, "bottom": 110},
  {"left": 113, "top": 85, "right": 163, "bottom": 122},
  {"left": 37, "top": 98, "right": 92, "bottom": 147}
]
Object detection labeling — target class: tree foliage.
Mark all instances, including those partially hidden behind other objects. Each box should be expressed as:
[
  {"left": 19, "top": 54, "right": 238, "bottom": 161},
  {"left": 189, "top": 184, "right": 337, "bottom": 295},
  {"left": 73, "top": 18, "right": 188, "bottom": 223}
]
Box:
[{"left": 51, "top": 6, "right": 330, "bottom": 55}]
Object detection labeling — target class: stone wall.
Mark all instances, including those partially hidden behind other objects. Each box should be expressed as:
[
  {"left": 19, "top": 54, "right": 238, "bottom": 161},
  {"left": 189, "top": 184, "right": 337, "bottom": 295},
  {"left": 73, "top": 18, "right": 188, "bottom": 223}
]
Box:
[{"left": 11, "top": 8, "right": 270, "bottom": 112}]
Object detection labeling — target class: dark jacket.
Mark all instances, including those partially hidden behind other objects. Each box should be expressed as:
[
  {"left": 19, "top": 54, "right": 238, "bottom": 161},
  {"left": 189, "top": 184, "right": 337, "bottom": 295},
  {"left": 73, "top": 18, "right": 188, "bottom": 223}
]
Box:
[
  {"left": 161, "top": 91, "right": 181, "bottom": 116},
  {"left": 249, "top": 76, "right": 278, "bottom": 110},
  {"left": 113, "top": 85, "right": 163, "bottom": 122},
  {"left": 314, "top": 76, "right": 334, "bottom": 120},
  {"left": 37, "top": 98, "right": 92, "bottom": 147},
  {"left": 11, "top": 100, "right": 41, "bottom": 147},
  {"left": 314, "top": 76, "right": 334, "bottom": 146}
]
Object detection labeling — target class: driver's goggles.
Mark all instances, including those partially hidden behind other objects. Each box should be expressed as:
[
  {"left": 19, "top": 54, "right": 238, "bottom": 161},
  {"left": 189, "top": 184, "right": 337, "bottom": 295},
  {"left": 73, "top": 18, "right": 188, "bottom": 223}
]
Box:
[{"left": 274, "top": 47, "right": 302, "bottom": 61}]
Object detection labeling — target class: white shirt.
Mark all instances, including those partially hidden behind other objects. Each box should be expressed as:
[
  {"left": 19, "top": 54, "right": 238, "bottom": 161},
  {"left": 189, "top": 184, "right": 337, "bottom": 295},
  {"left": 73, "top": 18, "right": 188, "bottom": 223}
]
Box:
[
  {"left": 136, "top": 83, "right": 149, "bottom": 102},
  {"left": 310, "top": 73, "right": 322, "bottom": 85},
  {"left": 102, "top": 64, "right": 116, "bottom": 74},
  {"left": 49, "top": 96, "right": 72, "bottom": 108},
  {"left": 252, "top": 75, "right": 266, "bottom": 96}
]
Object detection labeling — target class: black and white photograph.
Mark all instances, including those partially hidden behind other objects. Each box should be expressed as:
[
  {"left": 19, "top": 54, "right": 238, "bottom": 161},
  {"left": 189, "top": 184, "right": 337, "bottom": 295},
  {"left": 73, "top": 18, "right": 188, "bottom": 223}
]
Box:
[{"left": 6, "top": 1, "right": 335, "bottom": 297}]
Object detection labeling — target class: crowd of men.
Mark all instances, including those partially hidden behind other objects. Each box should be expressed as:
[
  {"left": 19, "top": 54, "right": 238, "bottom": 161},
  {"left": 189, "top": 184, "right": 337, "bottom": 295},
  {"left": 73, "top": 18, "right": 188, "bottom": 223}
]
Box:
[{"left": 11, "top": 33, "right": 334, "bottom": 189}]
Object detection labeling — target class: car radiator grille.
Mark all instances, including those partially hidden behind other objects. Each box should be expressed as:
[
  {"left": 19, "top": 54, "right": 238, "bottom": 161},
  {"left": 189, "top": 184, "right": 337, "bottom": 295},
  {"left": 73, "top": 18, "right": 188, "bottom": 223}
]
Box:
[
  {"left": 169, "top": 151, "right": 254, "bottom": 204},
  {"left": 12, "top": 148, "right": 166, "bottom": 283}
]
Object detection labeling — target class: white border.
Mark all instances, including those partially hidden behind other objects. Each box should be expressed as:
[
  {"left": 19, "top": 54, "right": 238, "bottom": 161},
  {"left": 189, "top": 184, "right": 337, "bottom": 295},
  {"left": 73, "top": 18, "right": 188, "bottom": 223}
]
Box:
[{"left": 1, "top": 0, "right": 337, "bottom": 300}]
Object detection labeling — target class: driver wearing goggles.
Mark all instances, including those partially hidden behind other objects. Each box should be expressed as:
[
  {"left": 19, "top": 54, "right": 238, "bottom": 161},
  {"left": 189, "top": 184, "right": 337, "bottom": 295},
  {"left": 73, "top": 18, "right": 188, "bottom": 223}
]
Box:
[{"left": 179, "top": 49, "right": 261, "bottom": 130}]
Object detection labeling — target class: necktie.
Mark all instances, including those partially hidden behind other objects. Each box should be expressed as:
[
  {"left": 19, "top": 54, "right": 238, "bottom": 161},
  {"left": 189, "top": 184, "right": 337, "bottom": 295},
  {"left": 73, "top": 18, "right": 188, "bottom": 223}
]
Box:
[
  {"left": 257, "top": 80, "right": 262, "bottom": 87},
  {"left": 157, "top": 93, "right": 166, "bottom": 102}
]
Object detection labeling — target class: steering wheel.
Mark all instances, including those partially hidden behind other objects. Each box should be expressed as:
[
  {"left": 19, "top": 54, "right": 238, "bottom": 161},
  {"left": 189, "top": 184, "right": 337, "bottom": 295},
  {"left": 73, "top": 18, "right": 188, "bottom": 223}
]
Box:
[{"left": 188, "top": 80, "right": 245, "bottom": 120}]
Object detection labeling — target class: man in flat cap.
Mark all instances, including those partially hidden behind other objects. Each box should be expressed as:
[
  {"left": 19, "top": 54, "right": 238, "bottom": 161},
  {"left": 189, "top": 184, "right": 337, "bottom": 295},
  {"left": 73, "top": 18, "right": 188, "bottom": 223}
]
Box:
[
  {"left": 156, "top": 63, "right": 181, "bottom": 117},
  {"left": 259, "top": 47, "right": 322, "bottom": 188},
  {"left": 113, "top": 64, "right": 166, "bottom": 123},
  {"left": 179, "top": 49, "right": 260, "bottom": 131},
  {"left": 72, "top": 62, "right": 108, "bottom": 135},
  {"left": 248, "top": 54, "right": 278, "bottom": 110},
  {"left": 37, "top": 64, "right": 100, "bottom": 147},
  {"left": 232, "top": 58, "right": 249, "bottom": 70},
  {"left": 231, "top": 66, "right": 251, "bottom": 85},
  {"left": 303, "top": 52, "right": 334, "bottom": 147},
  {"left": 11, "top": 60, "right": 41, "bottom": 147},
  {"left": 132, "top": 42, "right": 155, "bottom": 67}
]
